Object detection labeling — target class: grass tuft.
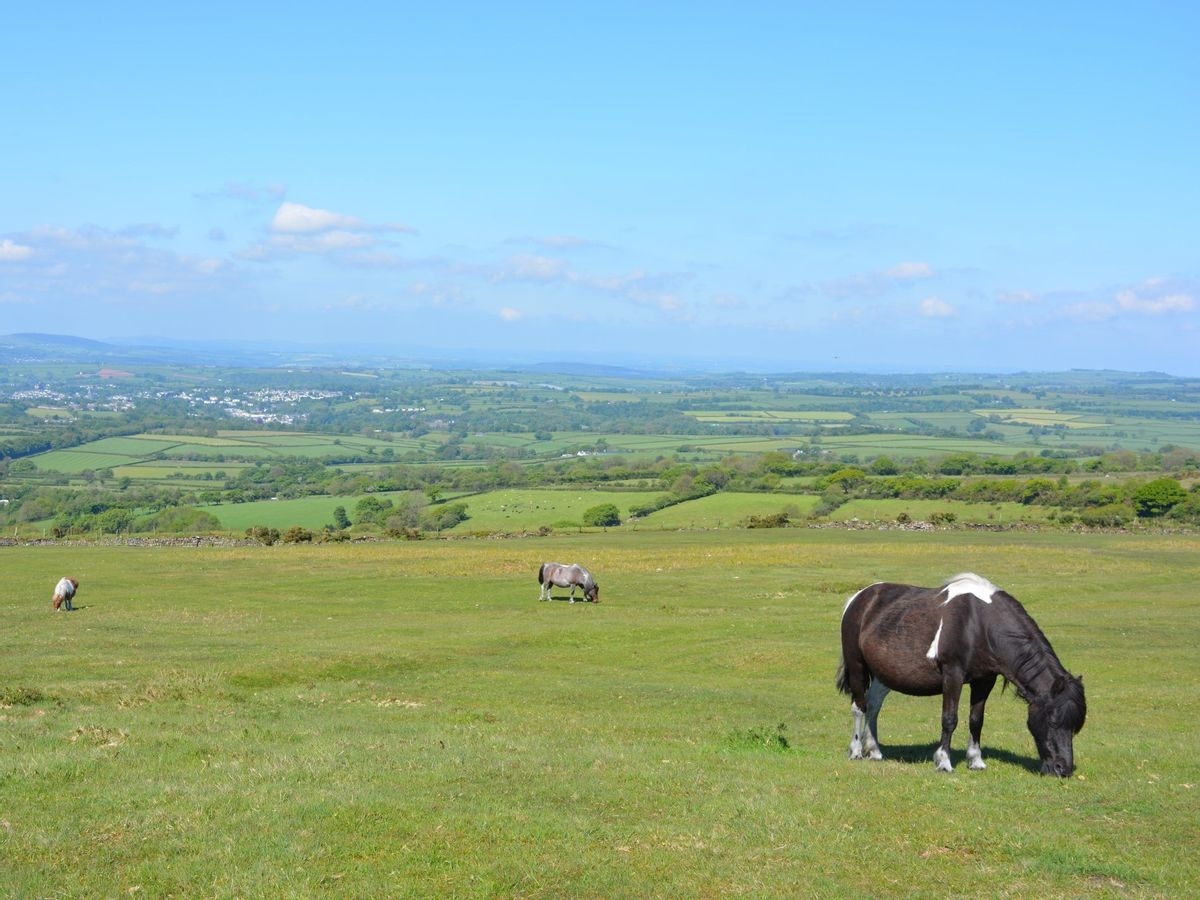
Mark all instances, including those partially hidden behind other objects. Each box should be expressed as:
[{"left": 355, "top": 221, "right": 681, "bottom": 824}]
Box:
[
  {"left": 0, "top": 686, "right": 45, "bottom": 706},
  {"left": 725, "top": 722, "right": 791, "bottom": 752}
]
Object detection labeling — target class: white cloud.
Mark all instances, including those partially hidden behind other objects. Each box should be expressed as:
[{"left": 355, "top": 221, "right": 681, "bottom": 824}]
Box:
[
  {"left": 919, "top": 297, "right": 956, "bottom": 318},
  {"left": 886, "top": 261, "right": 935, "bottom": 281},
  {"left": 1061, "top": 301, "right": 1116, "bottom": 322},
  {"left": 271, "top": 202, "right": 366, "bottom": 234},
  {"left": 408, "top": 281, "right": 465, "bottom": 307},
  {"left": 997, "top": 289, "right": 1039, "bottom": 305},
  {"left": 1116, "top": 279, "right": 1195, "bottom": 315},
  {"left": 0, "top": 238, "right": 34, "bottom": 261},
  {"left": 268, "top": 201, "right": 415, "bottom": 237},
  {"left": 501, "top": 254, "right": 568, "bottom": 282},
  {"left": 825, "top": 261, "right": 937, "bottom": 298},
  {"left": 3, "top": 225, "right": 242, "bottom": 305},
  {"left": 498, "top": 307, "right": 522, "bottom": 321}
]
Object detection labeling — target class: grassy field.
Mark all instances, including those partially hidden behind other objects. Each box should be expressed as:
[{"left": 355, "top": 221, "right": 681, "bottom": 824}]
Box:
[
  {"left": 2, "top": 529, "right": 1197, "bottom": 897},
  {"left": 200, "top": 489, "right": 1057, "bottom": 535}
]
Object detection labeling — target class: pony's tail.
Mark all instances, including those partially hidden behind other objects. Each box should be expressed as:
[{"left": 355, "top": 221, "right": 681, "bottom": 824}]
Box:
[
  {"left": 538, "top": 564, "right": 546, "bottom": 585},
  {"left": 835, "top": 655, "right": 850, "bottom": 695},
  {"left": 836, "top": 658, "right": 875, "bottom": 696}
]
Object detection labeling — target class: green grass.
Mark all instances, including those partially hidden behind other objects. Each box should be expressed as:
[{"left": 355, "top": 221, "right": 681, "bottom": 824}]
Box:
[
  {"left": 201, "top": 494, "right": 359, "bottom": 532},
  {"left": 29, "top": 431, "right": 438, "bottom": 478},
  {"left": 451, "top": 488, "right": 667, "bottom": 532},
  {"left": 639, "top": 492, "right": 820, "bottom": 528},
  {"left": 828, "top": 498, "right": 1059, "bottom": 526},
  {"left": 2, "top": 529, "right": 1197, "bottom": 897}
]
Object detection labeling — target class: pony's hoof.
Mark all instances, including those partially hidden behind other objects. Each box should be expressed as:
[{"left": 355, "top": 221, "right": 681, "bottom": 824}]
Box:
[
  {"left": 969, "top": 759, "right": 987, "bottom": 771},
  {"left": 934, "top": 749, "right": 953, "bottom": 772}
]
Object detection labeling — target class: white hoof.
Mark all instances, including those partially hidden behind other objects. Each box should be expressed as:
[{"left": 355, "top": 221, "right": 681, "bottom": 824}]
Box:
[
  {"left": 967, "top": 743, "right": 986, "bottom": 770},
  {"left": 934, "top": 748, "right": 953, "bottom": 772}
]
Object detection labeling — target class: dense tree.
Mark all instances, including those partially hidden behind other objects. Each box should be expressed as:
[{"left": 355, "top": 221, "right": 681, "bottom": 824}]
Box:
[
  {"left": 1131, "top": 478, "right": 1187, "bottom": 518},
  {"left": 582, "top": 503, "right": 621, "bottom": 527}
]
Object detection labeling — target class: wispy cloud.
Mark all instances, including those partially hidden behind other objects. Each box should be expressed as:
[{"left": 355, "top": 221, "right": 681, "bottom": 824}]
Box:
[
  {"left": 1115, "top": 277, "right": 1195, "bottom": 315},
  {"left": 242, "top": 202, "right": 416, "bottom": 263},
  {"left": 0, "top": 238, "right": 34, "bottom": 262},
  {"left": 825, "top": 261, "right": 936, "bottom": 299},
  {"left": 271, "top": 202, "right": 415, "bottom": 236},
  {"left": 1056, "top": 277, "right": 1197, "bottom": 323},
  {"left": 996, "top": 289, "right": 1039, "bottom": 305},
  {"left": 918, "top": 297, "right": 956, "bottom": 318},
  {"left": 1, "top": 226, "right": 239, "bottom": 303},
  {"left": 199, "top": 182, "right": 287, "bottom": 203},
  {"left": 886, "top": 261, "right": 935, "bottom": 280},
  {"left": 497, "top": 253, "right": 569, "bottom": 282}
]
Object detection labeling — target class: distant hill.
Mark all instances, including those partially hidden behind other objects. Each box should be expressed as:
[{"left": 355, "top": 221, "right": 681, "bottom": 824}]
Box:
[
  {"left": 3, "top": 332, "right": 115, "bottom": 352},
  {"left": 0, "top": 333, "right": 345, "bottom": 368},
  {"left": 0, "top": 332, "right": 1192, "bottom": 387}
]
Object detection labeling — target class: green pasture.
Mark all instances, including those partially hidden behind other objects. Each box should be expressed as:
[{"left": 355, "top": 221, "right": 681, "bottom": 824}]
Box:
[
  {"left": 978, "top": 409, "right": 1104, "bottom": 429},
  {"left": 827, "top": 498, "right": 1058, "bottom": 527},
  {"left": 2, "top": 530, "right": 1197, "bottom": 897},
  {"left": 24, "top": 406, "right": 74, "bottom": 420},
  {"left": 200, "top": 495, "right": 356, "bottom": 532},
  {"left": 198, "top": 489, "right": 1057, "bottom": 535},
  {"left": 29, "top": 430, "right": 438, "bottom": 479},
  {"left": 815, "top": 432, "right": 1032, "bottom": 459},
  {"left": 685, "top": 410, "right": 856, "bottom": 423},
  {"left": 452, "top": 488, "right": 666, "bottom": 532},
  {"left": 638, "top": 492, "right": 821, "bottom": 529},
  {"left": 201, "top": 490, "right": 820, "bottom": 535},
  {"left": 112, "top": 461, "right": 252, "bottom": 481}
]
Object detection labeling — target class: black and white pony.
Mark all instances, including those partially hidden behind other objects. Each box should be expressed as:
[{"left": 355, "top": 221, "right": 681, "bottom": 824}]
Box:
[
  {"left": 538, "top": 562, "right": 600, "bottom": 603},
  {"left": 836, "top": 573, "right": 1086, "bottom": 776}
]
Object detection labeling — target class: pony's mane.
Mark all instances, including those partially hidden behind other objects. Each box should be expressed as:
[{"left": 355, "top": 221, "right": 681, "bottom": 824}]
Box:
[
  {"left": 989, "top": 590, "right": 1071, "bottom": 697},
  {"left": 941, "top": 572, "right": 999, "bottom": 603}
]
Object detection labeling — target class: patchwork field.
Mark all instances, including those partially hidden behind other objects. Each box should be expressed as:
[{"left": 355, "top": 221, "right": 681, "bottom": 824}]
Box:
[{"left": 3, "top": 529, "right": 1197, "bottom": 897}]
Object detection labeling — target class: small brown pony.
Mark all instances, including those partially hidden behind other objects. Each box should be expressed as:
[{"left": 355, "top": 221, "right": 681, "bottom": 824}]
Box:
[{"left": 52, "top": 576, "right": 79, "bottom": 611}]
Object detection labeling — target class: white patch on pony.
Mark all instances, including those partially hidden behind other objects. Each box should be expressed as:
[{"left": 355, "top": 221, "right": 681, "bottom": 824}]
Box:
[
  {"left": 967, "top": 739, "right": 986, "bottom": 770},
  {"left": 941, "top": 572, "right": 998, "bottom": 605},
  {"left": 933, "top": 747, "right": 953, "bottom": 772},
  {"left": 849, "top": 701, "right": 865, "bottom": 759},
  {"left": 926, "top": 619, "right": 943, "bottom": 660}
]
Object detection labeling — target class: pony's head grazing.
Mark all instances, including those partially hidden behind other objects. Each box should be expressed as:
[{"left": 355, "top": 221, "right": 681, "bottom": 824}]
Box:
[{"left": 1026, "top": 674, "right": 1087, "bottom": 777}]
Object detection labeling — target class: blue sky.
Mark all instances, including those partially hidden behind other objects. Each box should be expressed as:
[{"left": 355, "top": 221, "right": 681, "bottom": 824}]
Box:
[{"left": 2, "top": 2, "right": 1197, "bottom": 374}]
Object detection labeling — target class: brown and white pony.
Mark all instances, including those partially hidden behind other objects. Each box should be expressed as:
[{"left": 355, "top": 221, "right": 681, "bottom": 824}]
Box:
[
  {"left": 52, "top": 576, "right": 79, "bottom": 611},
  {"left": 837, "top": 573, "right": 1086, "bottom": 776}
]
